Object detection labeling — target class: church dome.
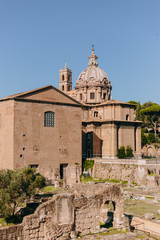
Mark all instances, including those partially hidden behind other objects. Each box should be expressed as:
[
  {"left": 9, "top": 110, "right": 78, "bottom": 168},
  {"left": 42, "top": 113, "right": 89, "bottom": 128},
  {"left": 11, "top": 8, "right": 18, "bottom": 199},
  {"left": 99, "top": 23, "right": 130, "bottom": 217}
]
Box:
[
  {"left": 76, "top": 48, "right": 111, "bottom": 89},
  {"left": 74, "top": 47, "right": 112, "bottom": 104}
]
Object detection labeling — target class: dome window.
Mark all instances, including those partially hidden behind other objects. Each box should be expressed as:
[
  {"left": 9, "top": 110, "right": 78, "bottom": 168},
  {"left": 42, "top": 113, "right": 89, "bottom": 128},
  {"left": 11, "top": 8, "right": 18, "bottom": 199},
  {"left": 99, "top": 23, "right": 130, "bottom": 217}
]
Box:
[{"left": 126, "top": 114, "right": 129, "bottom": 121}]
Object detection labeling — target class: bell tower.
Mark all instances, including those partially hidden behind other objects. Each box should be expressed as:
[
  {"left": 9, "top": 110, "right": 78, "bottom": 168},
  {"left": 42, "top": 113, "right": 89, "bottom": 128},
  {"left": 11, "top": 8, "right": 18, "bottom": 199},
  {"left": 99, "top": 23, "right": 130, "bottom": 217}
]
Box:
[{"left": 59, "top": 63, "right": 72, "bottom": 92}]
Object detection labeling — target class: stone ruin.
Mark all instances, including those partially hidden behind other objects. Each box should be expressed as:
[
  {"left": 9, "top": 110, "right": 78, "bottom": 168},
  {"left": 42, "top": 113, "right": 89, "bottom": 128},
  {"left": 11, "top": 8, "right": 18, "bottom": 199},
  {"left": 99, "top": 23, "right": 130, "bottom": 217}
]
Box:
[{"left": 0, "top": 183, "right": 124, "bottom": 240}]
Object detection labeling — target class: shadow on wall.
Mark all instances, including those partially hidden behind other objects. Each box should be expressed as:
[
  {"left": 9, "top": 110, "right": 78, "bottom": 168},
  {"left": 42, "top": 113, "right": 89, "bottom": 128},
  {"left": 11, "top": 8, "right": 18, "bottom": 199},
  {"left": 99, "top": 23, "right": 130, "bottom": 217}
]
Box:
[
  {"left": 82, "top": 131, "right": 102, "bottom": 158},
  {"left": 99, "top": 200, "right": 116, "bottom": 228}
]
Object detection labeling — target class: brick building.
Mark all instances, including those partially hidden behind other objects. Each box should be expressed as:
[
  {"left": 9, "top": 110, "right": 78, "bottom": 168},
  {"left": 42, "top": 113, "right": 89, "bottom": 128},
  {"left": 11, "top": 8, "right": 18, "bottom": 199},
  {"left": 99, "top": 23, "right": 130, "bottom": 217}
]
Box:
[
  {"left": 0, "top": 86, "right": 81, "bottom": 184},
  {"left": 0, "top": 48, "right": 142, "bottom": 184}
]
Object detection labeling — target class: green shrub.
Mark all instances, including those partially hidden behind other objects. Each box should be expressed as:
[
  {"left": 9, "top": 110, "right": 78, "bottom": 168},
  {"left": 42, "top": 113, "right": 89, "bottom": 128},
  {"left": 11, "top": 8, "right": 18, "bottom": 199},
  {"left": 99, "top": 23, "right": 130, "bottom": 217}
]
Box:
[
  {"left": 0, "top": 167, "right": 46, "bottom": 222},
  {"left": 125, "top": 145, "right": 133, "bottom": 158},
  {"left": 148, "top": 133, "right": 156, "bottom": 144},
  {"left": 117, "top": 146, "right": 126, "bottom": 159},
  {"left": 117, "top": 146, "right": 134, "bottom": 159},
  {"left": 141, "top": 133, "right": 148, "bottom": 147},
  {"left": 80, "top": 175, "right": 93, "bottom": 182}
]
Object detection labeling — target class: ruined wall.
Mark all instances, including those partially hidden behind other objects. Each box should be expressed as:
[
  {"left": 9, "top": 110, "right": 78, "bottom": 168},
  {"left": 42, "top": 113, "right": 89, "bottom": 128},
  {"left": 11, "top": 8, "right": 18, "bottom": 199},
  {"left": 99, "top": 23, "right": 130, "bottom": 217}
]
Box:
[
  {"left": 23, "top": 193, "right": 74, "bottom": 240},
  {"left": 74, "top": 197, "right": 100, "bottom": 235},
  {"left": 93, "top": 160, "right": 160, "bottom": 187},
  {"left": 0, "top": 224, "right": 23, "bottom": 240},
  {"left": 142, "top": 143, "right": 160, "bottom": 158},
  {"left": 73, "top": 183, "right": 124, "bottom": 229},
  {"left": 0, "top": 183, "right": 124, "bottom": 240}
]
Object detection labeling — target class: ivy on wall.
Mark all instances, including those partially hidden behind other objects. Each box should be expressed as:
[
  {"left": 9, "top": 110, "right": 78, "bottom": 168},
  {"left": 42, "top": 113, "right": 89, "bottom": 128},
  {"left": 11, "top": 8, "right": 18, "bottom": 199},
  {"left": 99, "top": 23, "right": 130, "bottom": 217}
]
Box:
[{"left": 83, "top": 159, "right": 94, "bottom": 171}]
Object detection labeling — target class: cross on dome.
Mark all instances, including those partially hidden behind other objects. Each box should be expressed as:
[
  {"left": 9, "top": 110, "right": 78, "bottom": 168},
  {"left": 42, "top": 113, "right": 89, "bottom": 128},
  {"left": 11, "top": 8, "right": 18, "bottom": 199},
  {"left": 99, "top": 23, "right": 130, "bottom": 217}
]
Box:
[{"left": 92, "top": 44, "right": 94, "bottom": 55}]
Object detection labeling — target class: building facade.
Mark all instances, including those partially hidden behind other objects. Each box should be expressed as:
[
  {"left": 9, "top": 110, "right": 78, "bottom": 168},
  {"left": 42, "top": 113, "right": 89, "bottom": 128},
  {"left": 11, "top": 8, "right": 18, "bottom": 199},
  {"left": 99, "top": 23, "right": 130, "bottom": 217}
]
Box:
[
  {"left": 0, "top": 48, "right": 142, "bottom": 186},
  {"left": 60, "top": 48, "right": 142, "bottom": 159},
  {"left": 0, "top": 86, "right": 82, "bottom": 184}
]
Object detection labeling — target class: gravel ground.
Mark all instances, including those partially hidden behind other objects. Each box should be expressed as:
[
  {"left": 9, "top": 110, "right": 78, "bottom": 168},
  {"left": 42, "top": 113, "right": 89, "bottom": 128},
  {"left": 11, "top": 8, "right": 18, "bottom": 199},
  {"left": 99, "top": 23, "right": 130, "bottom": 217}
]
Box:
[
  {"left": 58, "top": 232, "right": 156, "bottom": 240},
  {"left": 77, "top": 232, "right": 148, "bottom": 239}
]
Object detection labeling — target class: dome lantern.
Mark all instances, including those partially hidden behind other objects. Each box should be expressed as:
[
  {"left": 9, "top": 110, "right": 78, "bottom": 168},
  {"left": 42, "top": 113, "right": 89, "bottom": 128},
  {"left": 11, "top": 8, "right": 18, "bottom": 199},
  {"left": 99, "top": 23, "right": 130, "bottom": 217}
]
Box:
[{"left": 88, "top": 46, "right": 98, "bottom": 66}]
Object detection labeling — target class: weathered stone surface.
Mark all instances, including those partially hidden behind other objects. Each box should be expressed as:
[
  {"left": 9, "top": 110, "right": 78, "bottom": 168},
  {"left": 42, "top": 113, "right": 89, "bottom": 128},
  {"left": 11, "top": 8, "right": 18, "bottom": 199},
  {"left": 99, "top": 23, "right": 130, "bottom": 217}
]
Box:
[{"left": 0, "top": 183, "right": 124, "bottom": 239}]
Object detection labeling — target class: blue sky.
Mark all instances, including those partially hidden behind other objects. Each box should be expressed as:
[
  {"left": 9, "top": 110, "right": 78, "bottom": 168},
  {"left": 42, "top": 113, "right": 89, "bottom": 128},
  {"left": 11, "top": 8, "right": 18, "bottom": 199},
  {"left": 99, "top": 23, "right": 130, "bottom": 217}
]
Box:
[{"left": 0, "top": 0, "right": 159, "bottom": 104}]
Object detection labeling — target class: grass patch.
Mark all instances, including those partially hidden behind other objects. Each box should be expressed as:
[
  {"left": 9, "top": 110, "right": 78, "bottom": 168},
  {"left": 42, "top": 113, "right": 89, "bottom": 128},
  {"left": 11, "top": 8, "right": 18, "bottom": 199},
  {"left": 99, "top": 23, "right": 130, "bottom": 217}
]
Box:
[
  {"left": 148, "top": 173, "right": 158, "bottom": 176},
  {"left": 122, "top": 180, "right": 128, "bottom": 185},
  {"left": 0, "top": 218, "right": 15, "bottom": 227},
  {"left": 80, "top": 176, "right": 128, "bottom": 185},
  {"left": 145, "top": 196, "right": 154, "bottom": 200},
  {"left": 108, "top": 179, "right": 120, "bottom": 183},
  {"left": 136, "top": 236, "right": 145, "bottom": 239},
  {"left": 124, "top": 199, "right": 160, "bottom": 220},
  {"left": 131, "top": 181, "right": 139, "bottom": 186},
  {"left": 41, "top": 185, "right": 62, "bottom": 192},
  {"left": 99, "top": 228, "right": 128, "bottom": 236},
  {"left": 80, "top": 176, "right": 93, "bottom": 183}
]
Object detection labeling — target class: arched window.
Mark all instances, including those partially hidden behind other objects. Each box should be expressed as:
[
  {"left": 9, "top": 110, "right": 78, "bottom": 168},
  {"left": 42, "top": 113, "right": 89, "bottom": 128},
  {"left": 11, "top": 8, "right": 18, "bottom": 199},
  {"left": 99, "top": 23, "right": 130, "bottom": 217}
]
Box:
[
  {"left": 62, "top": 85, "right": 64, "bottom": 91},
  {"left": 68, "top": 75, "right": 70, "bottom": 81},
  {"left": 62, "top": 75, "right": 64, "bottom": 81},
  {"left": 44, "top": 111, "right": 55, "bottom": 127}
]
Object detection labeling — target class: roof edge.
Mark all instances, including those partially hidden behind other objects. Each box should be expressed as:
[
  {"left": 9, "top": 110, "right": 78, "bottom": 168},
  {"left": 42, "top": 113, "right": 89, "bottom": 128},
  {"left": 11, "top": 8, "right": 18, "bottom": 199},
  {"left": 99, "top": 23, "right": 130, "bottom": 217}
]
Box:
[{"left": 0, "top": 85, "right": 81, "bottom": 106}]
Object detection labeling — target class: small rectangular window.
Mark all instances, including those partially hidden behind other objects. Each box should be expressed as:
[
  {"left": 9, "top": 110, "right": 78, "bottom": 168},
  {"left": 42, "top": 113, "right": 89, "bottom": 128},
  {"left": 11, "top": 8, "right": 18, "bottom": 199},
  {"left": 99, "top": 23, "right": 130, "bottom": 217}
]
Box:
[
  {"left": 90, "top": 93, "right": 95, "bottom": 99},
  {"left": 29, "top": 164, "right": 39, "bottom": 169},
  {"left": 94, "top": 111, "right": 98, "bottom": 118}
]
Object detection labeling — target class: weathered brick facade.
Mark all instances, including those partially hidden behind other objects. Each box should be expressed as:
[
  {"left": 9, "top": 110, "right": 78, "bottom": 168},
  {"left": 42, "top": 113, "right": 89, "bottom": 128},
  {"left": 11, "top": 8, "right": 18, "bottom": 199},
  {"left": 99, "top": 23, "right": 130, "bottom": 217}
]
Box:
[{"left": 0, "top": 86, "right": 82, "bottom": 184}]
